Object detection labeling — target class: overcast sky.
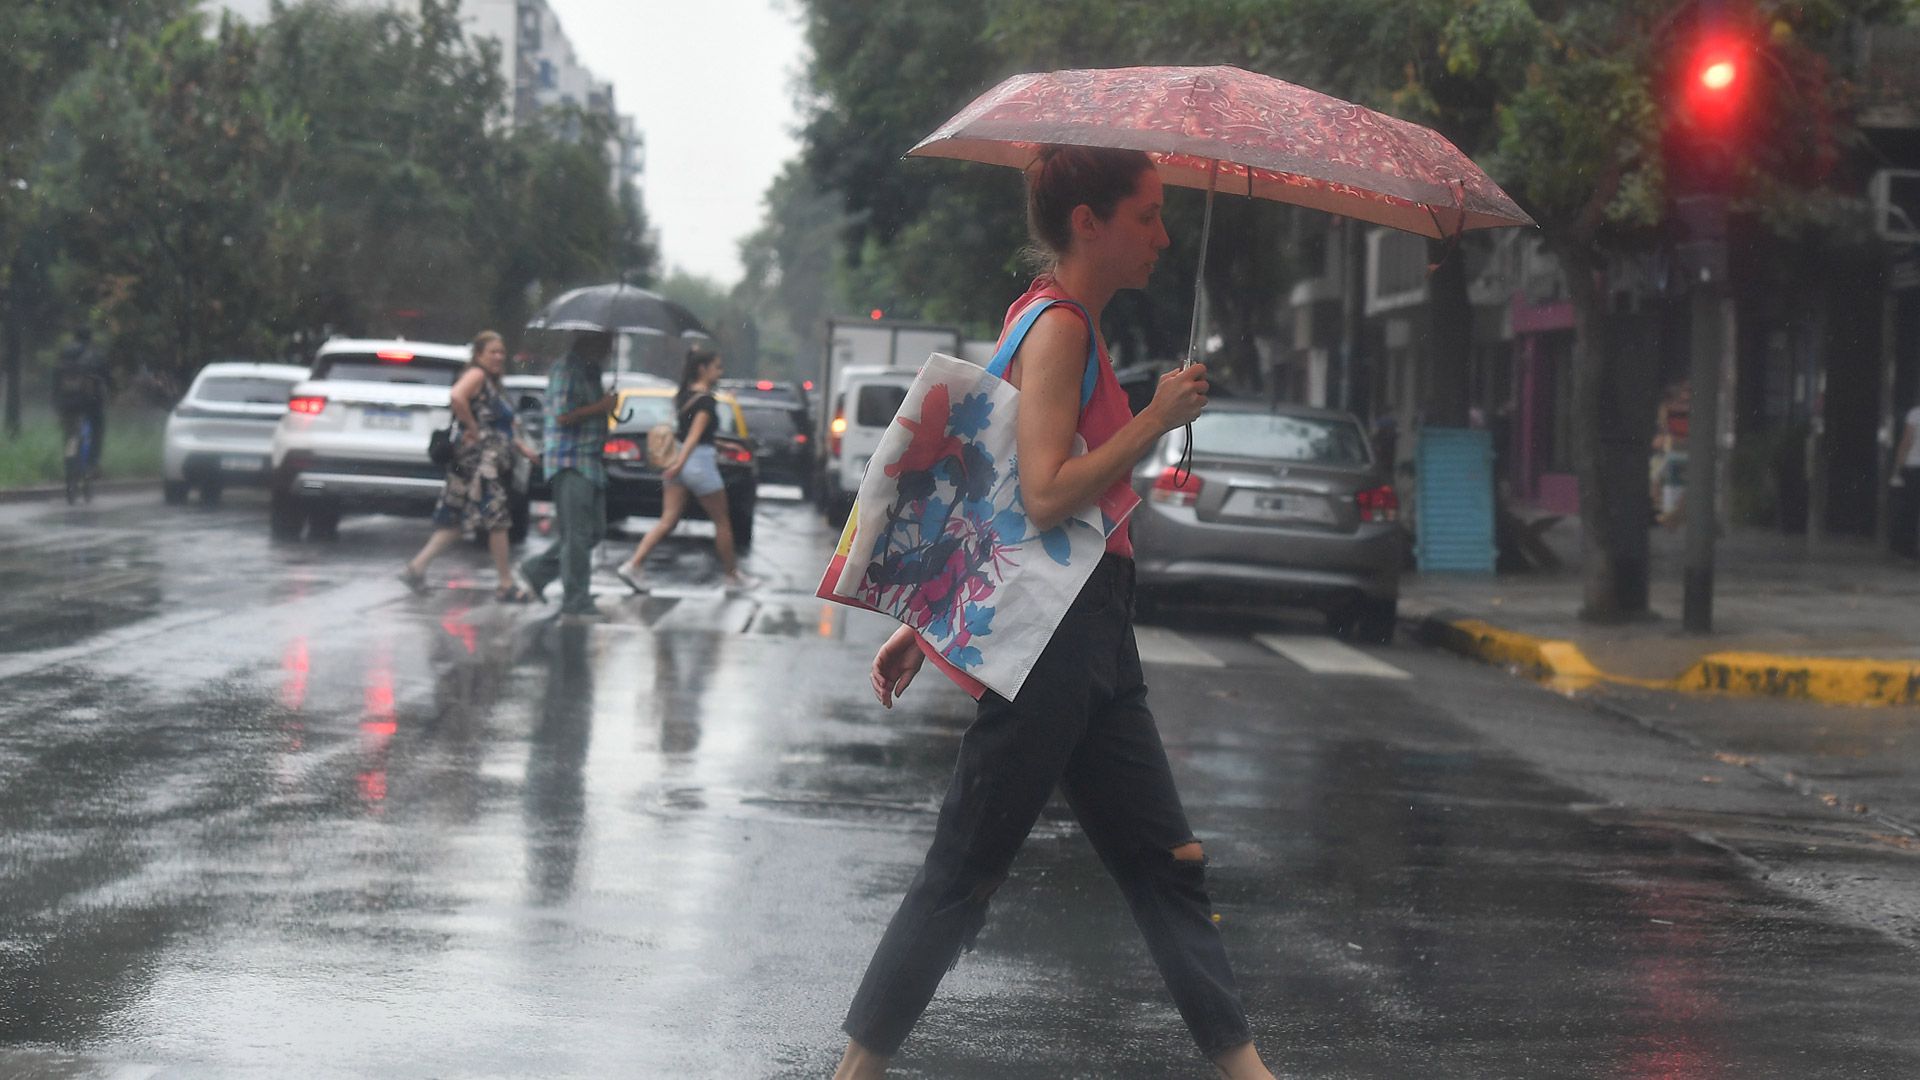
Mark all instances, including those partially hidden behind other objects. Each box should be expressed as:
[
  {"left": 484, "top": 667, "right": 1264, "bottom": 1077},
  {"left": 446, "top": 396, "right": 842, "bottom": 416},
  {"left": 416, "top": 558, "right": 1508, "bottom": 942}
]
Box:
[{"left": 556, "top": 0, "right": 809, "bottom": 287}]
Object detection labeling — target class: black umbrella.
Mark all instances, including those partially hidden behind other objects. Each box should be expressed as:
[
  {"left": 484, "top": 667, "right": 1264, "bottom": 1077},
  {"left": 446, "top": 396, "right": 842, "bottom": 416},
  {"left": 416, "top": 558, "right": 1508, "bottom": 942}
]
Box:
[{"left": 525, "top": 282, "right": 710, "bottom": 337}]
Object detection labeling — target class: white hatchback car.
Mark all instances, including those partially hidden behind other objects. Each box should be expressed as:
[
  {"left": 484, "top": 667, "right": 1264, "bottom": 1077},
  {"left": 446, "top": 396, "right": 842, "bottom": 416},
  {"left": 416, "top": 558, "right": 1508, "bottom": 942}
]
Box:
[
  {"left": 269, "top": 338, "right": 516, "bottom": 541},
  {"left": 163, "top": 361, "right": 312, "bottom": 506}
]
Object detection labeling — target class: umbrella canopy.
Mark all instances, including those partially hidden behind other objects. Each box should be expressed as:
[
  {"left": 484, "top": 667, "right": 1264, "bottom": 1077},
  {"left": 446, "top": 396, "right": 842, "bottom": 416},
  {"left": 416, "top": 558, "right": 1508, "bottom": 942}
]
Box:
[
  {"left": 908, "top": 65, "right": 1533, "bottom": 239},
  {"left": 526, "top": 282, "right": 710, "bottom": 337}
]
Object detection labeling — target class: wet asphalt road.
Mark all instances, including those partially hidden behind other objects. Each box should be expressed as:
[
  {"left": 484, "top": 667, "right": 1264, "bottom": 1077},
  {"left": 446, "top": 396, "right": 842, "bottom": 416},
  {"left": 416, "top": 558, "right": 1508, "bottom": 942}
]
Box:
[{"left": 4, "top": 490, "right": 1920, "bottom": 1079}]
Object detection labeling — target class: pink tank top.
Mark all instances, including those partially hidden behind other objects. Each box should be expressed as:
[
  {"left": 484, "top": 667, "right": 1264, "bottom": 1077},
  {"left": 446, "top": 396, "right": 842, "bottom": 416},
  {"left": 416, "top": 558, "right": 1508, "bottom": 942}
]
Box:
[{"left": 1001, "top": 277, "right": 1136, "bottom": 558}]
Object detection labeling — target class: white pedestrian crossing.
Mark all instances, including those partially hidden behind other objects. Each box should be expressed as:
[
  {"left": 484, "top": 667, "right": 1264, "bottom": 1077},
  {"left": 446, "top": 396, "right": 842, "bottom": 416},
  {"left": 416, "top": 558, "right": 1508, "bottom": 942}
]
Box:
[
  {"left": 1254, "top": 634, "right": 1411, "bottom": 679},
  {"left": 1132, "top": 625, "right": 1227, "bottom": 667}
]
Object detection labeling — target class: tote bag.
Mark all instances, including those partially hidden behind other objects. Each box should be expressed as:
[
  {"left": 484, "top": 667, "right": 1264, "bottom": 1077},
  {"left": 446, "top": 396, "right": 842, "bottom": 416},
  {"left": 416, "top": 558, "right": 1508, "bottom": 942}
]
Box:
[{"left": 815, "top": 298, "right": 1138, "bottom": 701}]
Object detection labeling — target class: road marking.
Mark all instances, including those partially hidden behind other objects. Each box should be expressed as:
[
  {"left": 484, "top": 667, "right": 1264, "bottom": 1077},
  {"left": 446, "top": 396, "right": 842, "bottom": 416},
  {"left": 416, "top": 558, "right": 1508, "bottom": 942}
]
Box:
[
  {"left": 1133, "top": 626, "right": 1225, "bottom": 667},
  {"left": 1255, "top": 635, "right": 1410, "bottom": 679}
]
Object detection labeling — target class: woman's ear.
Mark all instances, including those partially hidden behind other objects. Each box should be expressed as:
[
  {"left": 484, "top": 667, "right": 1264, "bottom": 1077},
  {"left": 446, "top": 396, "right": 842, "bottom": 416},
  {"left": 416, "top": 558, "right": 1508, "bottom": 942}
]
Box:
[{"left": 1070, "top": 203, "right": 1100, "bottom": 243}]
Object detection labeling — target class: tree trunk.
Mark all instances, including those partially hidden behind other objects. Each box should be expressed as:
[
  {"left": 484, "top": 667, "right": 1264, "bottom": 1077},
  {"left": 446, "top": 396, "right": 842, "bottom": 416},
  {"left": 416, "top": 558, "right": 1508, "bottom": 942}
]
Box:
[
  {"left": 1561, "top": 244, "right": 1658, "bottom": 621},
  {"left": 1422, "top": 238, "right": 1473, "bottom": 428},
  {"left": 2, "top": 287, "right": 20, "bottom": 439}
]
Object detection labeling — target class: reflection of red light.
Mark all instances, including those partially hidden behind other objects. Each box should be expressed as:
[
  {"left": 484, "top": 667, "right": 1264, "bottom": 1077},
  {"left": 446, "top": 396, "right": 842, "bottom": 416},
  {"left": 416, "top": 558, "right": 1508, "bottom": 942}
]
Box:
[
  {"left": 361, "top": 720, "right": 398, "bottom": 738},
  {"left": 281, "top": 638, "right": 309, "bottom": 710},
  {"left": 440, "top": 606, "right": 476, "bottom": 654},
  {"left": 359, "top": 770, "right": 388, "bottom": 802},
  {"left": 365, "top": 681, "right": 394, "bottom": 720}
]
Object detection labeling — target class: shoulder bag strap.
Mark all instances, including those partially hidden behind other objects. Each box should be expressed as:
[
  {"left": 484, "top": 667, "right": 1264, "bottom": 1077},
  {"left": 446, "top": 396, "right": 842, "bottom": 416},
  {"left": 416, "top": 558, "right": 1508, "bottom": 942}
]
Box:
[{"left": 982, "top": 298, "right": 1101, "bottom": 410}]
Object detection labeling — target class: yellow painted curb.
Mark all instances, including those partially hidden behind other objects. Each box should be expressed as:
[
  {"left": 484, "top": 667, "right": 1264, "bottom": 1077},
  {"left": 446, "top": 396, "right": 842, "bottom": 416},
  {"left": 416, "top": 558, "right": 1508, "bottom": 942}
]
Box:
[
  {"left": 1679, "top": 653, "right": 1920, "bottom": 706},
  {"left": 1425, "top": 617, "right": 1920, "bottom": 706}
]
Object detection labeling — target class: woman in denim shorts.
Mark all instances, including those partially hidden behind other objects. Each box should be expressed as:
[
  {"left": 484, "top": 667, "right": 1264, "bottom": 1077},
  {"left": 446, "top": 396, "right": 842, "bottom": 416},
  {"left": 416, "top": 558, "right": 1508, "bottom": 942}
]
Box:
[{"left": 615, "top": 345, "right": 753, "bottom": 590}]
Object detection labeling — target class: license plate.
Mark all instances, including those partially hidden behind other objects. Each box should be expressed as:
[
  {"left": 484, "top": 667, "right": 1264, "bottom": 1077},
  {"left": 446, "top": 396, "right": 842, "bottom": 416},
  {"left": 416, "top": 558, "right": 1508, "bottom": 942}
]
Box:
[
  {"left": 1231, "top": 490, "right": 1335, "bottom": 524},
  {"left": 361, "top": 407, "right": 411, "bottom": 431},
  {"left": 220, "top": 454, "right": 264, "bottom": 473}
]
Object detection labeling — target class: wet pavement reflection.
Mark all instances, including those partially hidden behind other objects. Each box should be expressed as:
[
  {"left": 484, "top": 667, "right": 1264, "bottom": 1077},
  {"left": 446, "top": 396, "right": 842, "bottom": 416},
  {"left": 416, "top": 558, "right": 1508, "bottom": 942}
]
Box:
[{"left": 0, "top": 491, "right": 1917, "bottom": 1078}]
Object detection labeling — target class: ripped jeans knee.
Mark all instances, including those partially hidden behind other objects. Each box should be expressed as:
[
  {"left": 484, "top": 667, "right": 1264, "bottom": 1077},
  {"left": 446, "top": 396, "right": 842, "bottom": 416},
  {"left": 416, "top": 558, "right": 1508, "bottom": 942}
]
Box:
[{"left": 931, "top": 871, "right": 1006, "bottom": 967}]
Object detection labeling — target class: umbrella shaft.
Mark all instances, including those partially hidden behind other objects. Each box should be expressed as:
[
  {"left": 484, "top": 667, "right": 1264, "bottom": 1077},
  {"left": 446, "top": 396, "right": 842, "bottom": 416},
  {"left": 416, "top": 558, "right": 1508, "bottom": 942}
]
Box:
[{"left": 1185, "top": 162, "right": 1219, "bottom": 370}]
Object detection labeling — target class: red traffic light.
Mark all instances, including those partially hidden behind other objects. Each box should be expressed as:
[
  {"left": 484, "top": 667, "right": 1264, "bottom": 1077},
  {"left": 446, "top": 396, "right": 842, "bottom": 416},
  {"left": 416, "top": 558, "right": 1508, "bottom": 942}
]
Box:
[
  {"left": 868, "top": 308, "right": 884, "bottom": 321},
  {"left": 1698, "top": 58, "right": 1737, "bottom": 91}
]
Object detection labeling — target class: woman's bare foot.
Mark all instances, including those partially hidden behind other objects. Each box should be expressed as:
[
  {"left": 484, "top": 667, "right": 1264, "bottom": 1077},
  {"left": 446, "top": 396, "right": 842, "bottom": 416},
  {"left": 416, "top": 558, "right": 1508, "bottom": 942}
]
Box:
[
  {"left": 1212, "top": 1041, "right": 1275, "bottom": 1079},
  {"left": 832, "top": 1039, "right": 887, "bottom": 1080}
]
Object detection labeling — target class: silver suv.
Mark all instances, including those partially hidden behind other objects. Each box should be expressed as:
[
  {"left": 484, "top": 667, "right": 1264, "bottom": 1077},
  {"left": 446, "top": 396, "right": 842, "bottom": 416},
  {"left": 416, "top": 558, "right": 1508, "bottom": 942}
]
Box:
[
  {"left": 269, "top": 338, "right": 529, "bottom": 541},
  {"left": 163, "top": 360, "right": 310, "bottom": 507}
]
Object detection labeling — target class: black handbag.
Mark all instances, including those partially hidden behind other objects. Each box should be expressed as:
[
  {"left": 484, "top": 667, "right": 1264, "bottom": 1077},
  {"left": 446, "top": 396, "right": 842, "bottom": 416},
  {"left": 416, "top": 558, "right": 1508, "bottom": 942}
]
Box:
[{"left": 427, "top": 424, "right": 455, "bottom": 466}]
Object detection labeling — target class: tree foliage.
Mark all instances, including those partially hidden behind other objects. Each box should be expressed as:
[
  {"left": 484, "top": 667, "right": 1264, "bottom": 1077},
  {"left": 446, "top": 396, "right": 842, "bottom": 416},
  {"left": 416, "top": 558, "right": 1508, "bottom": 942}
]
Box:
[{"left": 2, "top": 0, "right": 655, "bottom": 412}]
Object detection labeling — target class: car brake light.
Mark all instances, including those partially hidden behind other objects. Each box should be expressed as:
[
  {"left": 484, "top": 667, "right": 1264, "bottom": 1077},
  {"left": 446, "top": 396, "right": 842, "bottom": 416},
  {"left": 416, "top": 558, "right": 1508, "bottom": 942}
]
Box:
[
  {"left": 793, "top": 433, "right": 809, "bottom": 445},
  {"left": 603, "top": 437, "right": 640, "bottom": 461},
  {"left": 1150, "top": 466, "right": 1200, "bottom": 507},
  {"left": 719, "top": 443, "right": 753, "bottom": 465},
  {"left": 756, "top": 379, "right": 775, "bottom": 391},
  {"left": 1356, "top": 484, "right": 1399, "bottom": 523},
  {"left": 376, "top": 350, "right": 414, "bottom": 362},
  {"left": 829, "top": 410, "right": 846, "bottom": 457},
  {"left": 802, "top": 380, "right": 814, "bottom": 391},
  {"left": 288, "top": 396, "right": 327, "bottom": 415}
]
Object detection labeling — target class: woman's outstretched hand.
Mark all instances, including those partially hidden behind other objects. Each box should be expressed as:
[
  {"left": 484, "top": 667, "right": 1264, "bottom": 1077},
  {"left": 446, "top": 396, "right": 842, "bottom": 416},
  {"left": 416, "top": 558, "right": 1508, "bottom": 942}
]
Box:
[
  {"left": 871, "top": 625, "right": 926, "bottom": 709},
  {"left": 1146, "top": 363, "right": 1209, "bottom": 433}
]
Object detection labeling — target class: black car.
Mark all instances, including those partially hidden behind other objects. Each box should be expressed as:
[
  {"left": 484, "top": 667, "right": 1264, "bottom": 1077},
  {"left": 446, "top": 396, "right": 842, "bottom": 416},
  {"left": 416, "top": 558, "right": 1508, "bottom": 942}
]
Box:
[
  {"left": 720, "top": 379, "right": 815, "bottom": 494},
  {"left": 602, "top": 386, "right": 759, "bottom": 551}
]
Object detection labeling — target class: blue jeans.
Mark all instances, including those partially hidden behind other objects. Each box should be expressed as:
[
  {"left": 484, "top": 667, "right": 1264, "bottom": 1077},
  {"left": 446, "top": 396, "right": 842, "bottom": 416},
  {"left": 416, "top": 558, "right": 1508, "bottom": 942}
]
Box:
[{"left": 842, "top": 555, "right": 1253, "bottom": 1058}]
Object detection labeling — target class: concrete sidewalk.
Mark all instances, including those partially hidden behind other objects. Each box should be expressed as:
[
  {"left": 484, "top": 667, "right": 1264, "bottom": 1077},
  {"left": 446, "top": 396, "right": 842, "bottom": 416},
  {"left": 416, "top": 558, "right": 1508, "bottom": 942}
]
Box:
[{"left": 1403, "top": 518, "right": 1920, "bottom": 705}]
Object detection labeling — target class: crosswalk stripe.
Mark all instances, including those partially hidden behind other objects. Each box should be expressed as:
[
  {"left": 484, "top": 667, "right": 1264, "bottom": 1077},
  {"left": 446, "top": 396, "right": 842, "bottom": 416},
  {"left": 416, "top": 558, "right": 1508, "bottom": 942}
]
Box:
[
  {"left": 1133, "top": 625, "right": 1226, "bottom": 667},
  {"left": 1254, "top": 635, "right": 1410, "bottom": 679}
]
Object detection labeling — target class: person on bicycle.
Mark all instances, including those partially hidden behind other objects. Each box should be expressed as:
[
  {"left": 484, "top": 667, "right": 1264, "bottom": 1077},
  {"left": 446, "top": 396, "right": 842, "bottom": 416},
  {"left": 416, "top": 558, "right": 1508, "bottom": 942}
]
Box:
[{"left": 52, "top": 327, "right": 113, "bottom": 475}]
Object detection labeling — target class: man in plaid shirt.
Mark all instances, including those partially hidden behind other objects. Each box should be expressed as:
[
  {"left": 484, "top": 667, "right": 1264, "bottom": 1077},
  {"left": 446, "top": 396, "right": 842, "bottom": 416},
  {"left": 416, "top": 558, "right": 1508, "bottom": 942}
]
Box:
[{"left": 519, "top": 331, "right": 619, "bottom": 615}]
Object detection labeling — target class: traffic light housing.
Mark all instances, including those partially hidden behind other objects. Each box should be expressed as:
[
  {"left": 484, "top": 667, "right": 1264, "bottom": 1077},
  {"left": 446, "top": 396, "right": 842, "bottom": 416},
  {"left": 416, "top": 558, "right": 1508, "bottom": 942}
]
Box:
[{"left": 1665, "top": 15, "right": 1757, "bottom": 194}]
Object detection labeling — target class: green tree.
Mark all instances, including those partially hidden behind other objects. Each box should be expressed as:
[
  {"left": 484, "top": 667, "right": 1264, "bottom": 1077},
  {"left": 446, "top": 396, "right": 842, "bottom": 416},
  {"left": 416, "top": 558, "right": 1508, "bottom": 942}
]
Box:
[
  {"left": 0, "top": 0, "right": 188, "bottom": 433},
  {"left": 44, "top": 12, "right": 303, "bottom": 385}
]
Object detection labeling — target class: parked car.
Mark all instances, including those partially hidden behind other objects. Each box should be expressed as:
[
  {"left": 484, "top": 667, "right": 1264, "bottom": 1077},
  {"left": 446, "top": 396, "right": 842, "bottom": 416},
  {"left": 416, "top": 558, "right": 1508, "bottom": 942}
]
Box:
[
  {"left": 269, "top": 338, "right": 530, "bottom": 542},
  {"left": 818, "top": 365, "right": 916, "bottom": 523},
  {"left": 162, "top": 360, "right": 311, "bottom": 506},
  {"left": 1128, "top": 401, "right": 1403, "bottom": 643},
  {"left": 502, "top": 372, "right": 549, "bottom": 501},
  {"left": 720, "top": 378, "right": 814, "bottom": 494},
  {"left": 601, "top": 384, "right": 759, "bottom": 551}
]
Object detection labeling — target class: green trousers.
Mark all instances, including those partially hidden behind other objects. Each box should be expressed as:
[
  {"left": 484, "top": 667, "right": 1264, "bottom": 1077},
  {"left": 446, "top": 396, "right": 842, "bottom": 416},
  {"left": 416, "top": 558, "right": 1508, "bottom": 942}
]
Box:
[{"left": 520, "top": 468, "right": 605, "bottom": 613}]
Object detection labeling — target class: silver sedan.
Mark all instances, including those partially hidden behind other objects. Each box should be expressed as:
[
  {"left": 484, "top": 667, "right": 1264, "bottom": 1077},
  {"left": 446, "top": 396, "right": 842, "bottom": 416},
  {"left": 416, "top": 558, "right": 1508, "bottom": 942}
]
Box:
[{"left": 1128, "top": 401, "right": 1404, "bottom": 643}]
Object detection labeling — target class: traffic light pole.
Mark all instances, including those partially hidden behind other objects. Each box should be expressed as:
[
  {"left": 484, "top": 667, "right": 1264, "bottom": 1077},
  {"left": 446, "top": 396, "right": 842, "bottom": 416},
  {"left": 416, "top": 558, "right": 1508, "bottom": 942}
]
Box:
[{"left": 1682, "top": 228, "right": 1730, "bottom": 634}]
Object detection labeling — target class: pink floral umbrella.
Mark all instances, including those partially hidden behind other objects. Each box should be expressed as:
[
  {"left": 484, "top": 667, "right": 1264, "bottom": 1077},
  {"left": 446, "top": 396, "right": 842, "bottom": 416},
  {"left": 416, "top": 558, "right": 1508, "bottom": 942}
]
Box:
[{"left": 908, "top": 65, "right": 1535, "bottom": 363}]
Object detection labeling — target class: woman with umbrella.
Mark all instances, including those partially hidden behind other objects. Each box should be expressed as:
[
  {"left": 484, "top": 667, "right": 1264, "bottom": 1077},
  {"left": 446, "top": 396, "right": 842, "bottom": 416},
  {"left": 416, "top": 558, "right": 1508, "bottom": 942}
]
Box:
[{"left": 835, "top": 145, "right": 1273, "bottom": 1080}]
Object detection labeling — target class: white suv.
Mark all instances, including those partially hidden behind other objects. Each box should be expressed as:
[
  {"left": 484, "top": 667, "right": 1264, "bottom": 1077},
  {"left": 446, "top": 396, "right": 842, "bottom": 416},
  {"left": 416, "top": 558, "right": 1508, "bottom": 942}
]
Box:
[
  {"left": 269, "top": 338, "right": 523, "bottom": 541},
  {"left": 163, "top": 360, "right": 311, "bottom": 506}
]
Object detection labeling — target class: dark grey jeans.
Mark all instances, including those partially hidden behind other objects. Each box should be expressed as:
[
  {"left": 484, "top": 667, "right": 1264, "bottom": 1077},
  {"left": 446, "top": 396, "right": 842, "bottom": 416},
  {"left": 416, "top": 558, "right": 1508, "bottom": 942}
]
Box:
[{"left": 843, "top": 554, "right": 1253, "bottom": 1059}]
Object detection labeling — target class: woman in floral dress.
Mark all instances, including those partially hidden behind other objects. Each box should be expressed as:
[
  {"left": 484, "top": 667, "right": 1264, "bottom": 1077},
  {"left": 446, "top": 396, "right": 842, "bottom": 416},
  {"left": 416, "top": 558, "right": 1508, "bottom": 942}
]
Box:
[{"left": 400, "top": 330, "right": 540, "bottom": 601}]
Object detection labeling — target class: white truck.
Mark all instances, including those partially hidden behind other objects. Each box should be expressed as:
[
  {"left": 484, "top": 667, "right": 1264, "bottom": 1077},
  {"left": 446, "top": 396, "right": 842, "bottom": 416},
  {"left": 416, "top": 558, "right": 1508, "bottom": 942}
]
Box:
[{"left": 813, "top": 317, "right": 963, "bottom": 521}]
